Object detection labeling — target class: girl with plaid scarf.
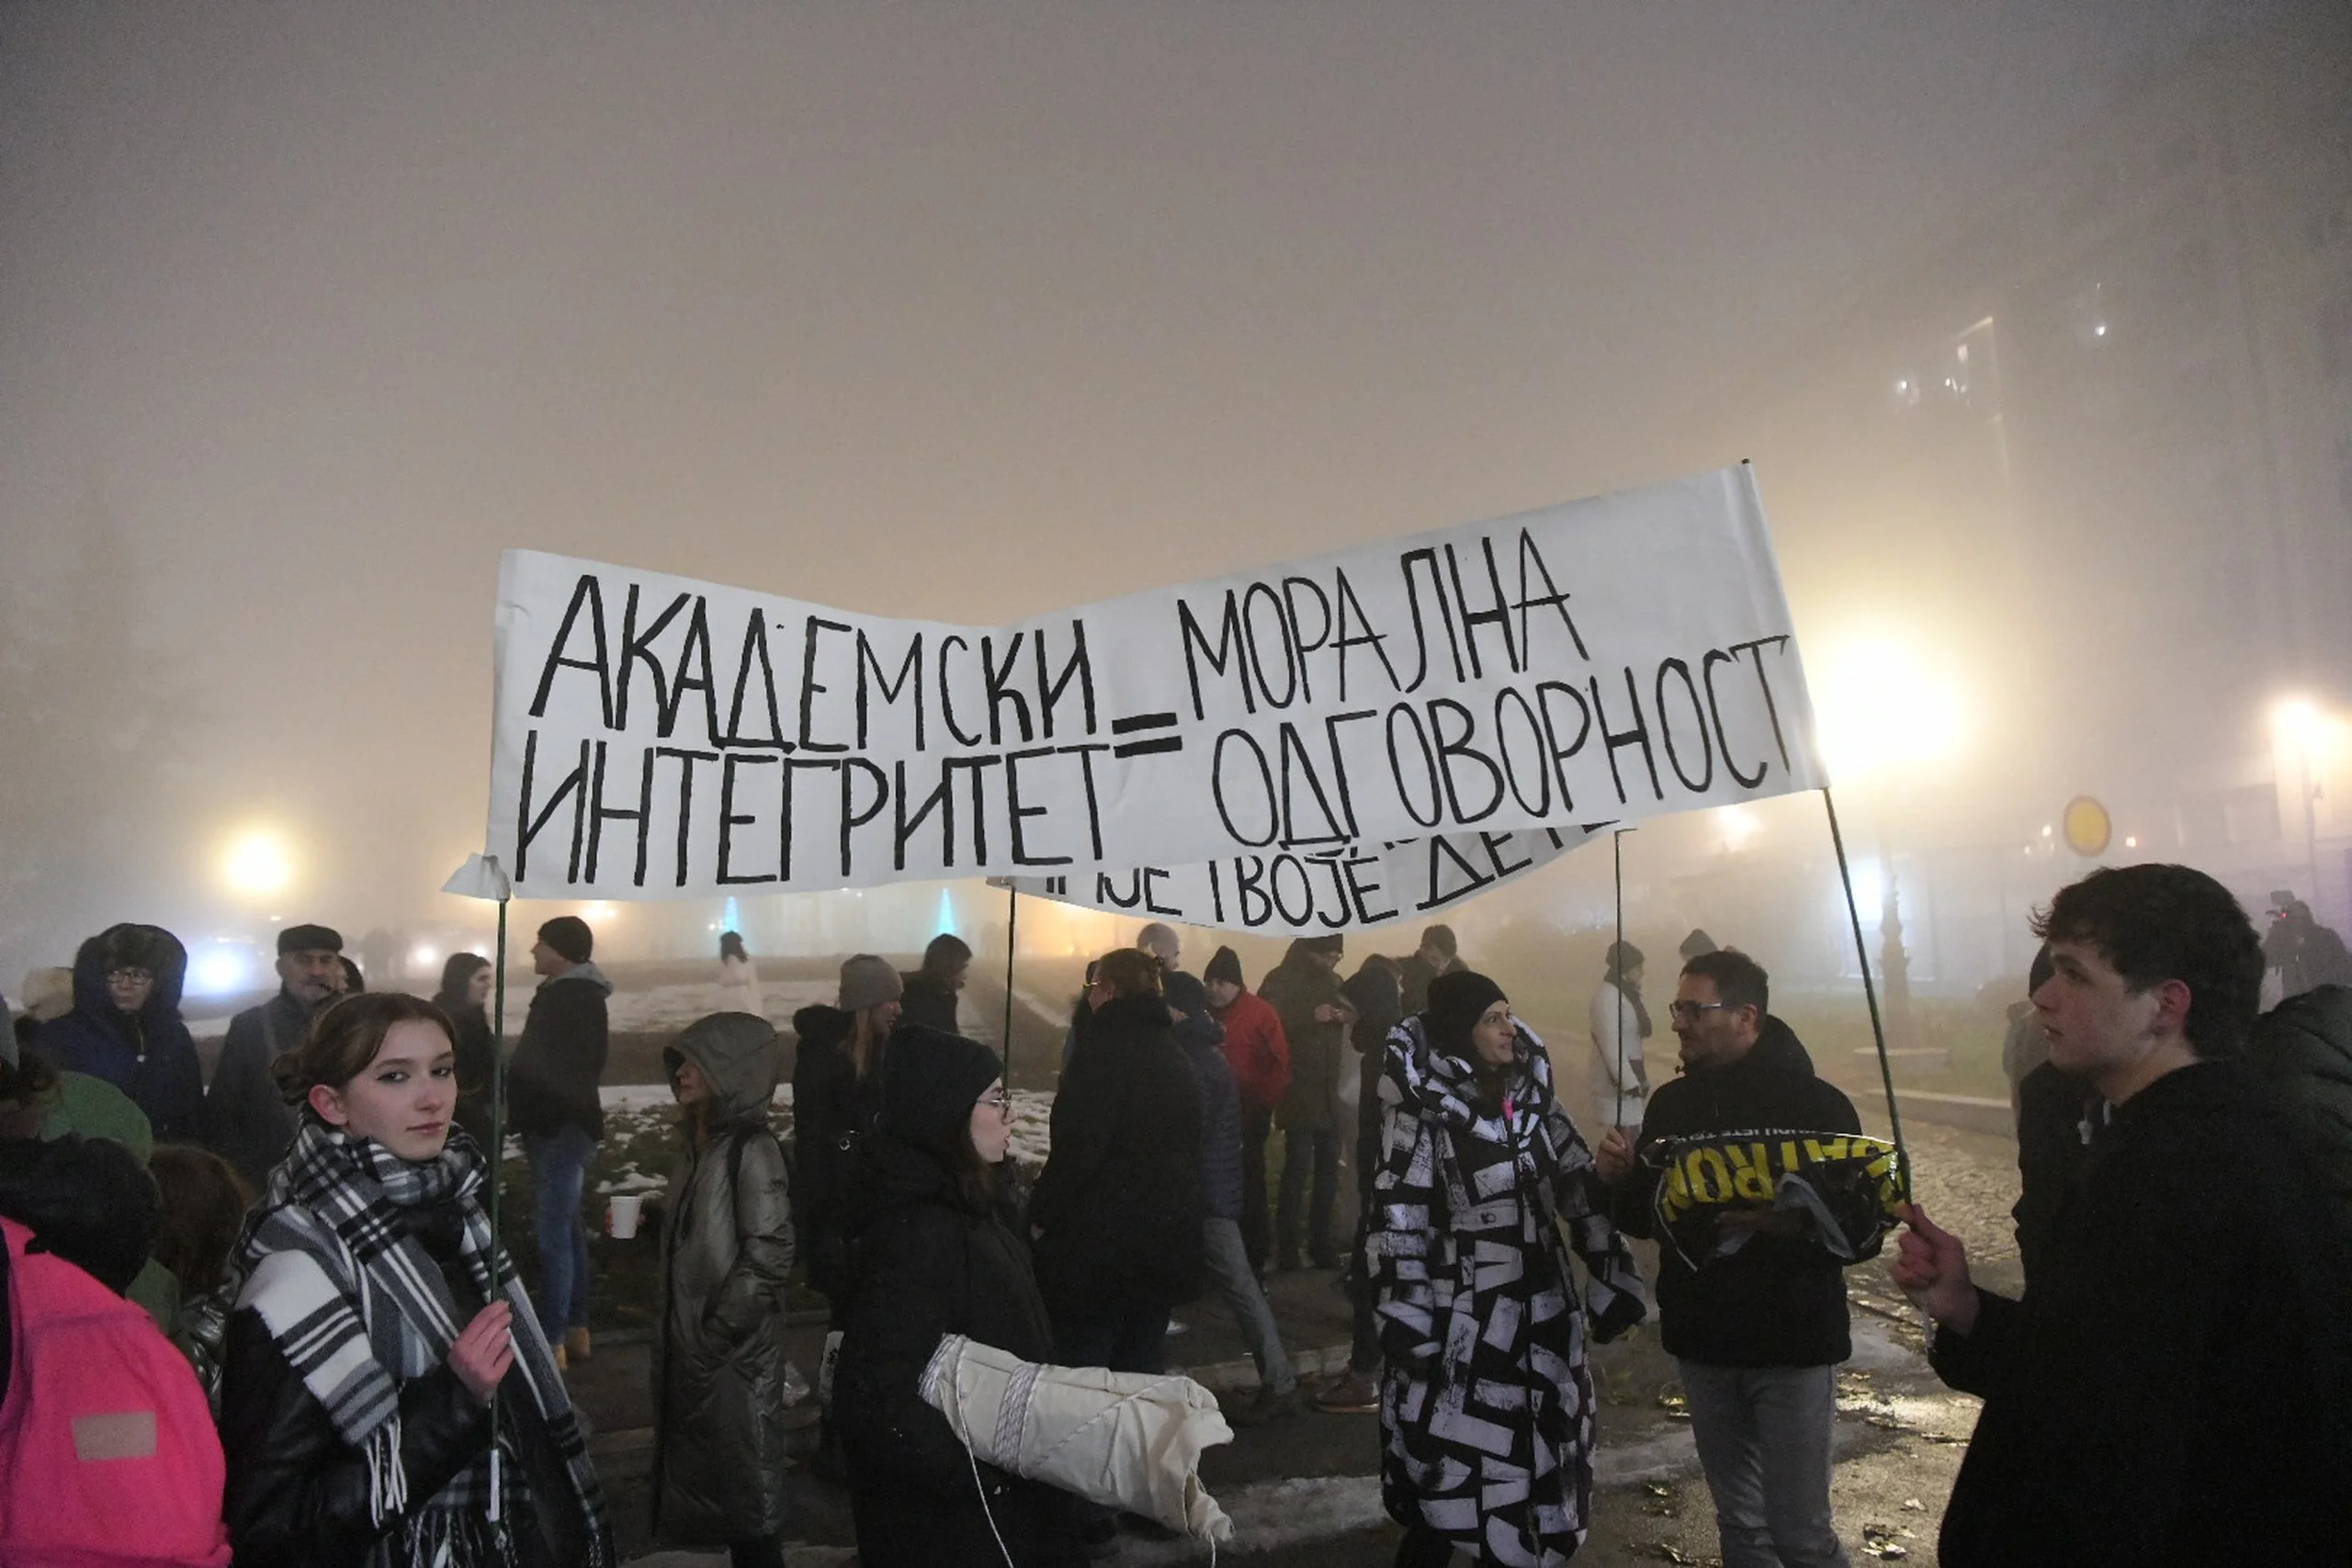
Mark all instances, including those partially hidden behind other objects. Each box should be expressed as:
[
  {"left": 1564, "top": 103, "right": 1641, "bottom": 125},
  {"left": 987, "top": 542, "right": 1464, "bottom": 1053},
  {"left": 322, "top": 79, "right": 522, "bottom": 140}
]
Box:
[{"left": 217, "top": 992, "right": 613, "bottom": 1568}]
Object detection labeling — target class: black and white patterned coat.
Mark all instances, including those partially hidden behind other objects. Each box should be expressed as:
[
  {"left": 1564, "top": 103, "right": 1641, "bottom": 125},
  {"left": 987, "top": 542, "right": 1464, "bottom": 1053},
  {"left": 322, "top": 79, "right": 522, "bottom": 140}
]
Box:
[{"left": 1368, "top": 1016, "right": 1646, "bottom": 1567}]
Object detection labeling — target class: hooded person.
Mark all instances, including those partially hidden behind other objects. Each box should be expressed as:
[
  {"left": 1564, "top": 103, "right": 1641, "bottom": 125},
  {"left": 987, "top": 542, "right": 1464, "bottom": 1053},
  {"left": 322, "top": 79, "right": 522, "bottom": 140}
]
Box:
[
  {"left": 36, "top": 922, "right": 204, "bottom": 1141},
  {"left": 506, "top": 915, "right": 613, "bottom": 1368},
  {"left": 209, "top": 923, "right": 349, "bottom": 1189},
  {"left": 1371, "top": 969, "right": 1646, "bottom": 1568},
  {"left": 650, "top": 1012, "right": 795, "bottom": 1568},
  {"left": 832, "top": 1025, "right": 1086, "bottom": 1567}
]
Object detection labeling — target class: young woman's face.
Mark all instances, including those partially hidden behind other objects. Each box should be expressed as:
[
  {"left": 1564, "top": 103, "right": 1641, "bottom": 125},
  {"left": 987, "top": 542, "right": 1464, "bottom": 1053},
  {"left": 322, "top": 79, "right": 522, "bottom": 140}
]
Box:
[
  {"left": 1471, "top": 1000, "right": 1517, "bottom": 1067},
  {"left": 310, "top": 1019, "right": 458, "bottom": 1161},
  {"left": 673, "top": 1056, "right": 711, "bottom": 1111},
  {"left": 968, "top": 1077, "right": 1014, "bottom": 1165},
  {"left": 466, "top": 966, "right": 494, "bottom": 1007}
]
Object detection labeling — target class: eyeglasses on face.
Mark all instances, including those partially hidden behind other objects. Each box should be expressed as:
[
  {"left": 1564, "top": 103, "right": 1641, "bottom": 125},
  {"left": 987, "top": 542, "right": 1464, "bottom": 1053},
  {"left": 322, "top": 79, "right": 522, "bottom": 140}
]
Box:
[
  {"left": 976, "top": 1089, "right": 1015, "bottom": 1114},
  {"left": 107, "top": 967, "right": 154, "bottom": 986},
  {"left": 1667, "top": 1000, "right": 1732, "bottom": 1023}
]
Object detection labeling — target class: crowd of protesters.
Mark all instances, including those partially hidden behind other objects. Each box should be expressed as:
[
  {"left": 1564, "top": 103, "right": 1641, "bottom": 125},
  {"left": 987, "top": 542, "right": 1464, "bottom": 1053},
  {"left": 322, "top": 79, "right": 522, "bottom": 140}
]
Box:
[{"left": 4, "top": 871, "right": 2351, "bottom": 1565}]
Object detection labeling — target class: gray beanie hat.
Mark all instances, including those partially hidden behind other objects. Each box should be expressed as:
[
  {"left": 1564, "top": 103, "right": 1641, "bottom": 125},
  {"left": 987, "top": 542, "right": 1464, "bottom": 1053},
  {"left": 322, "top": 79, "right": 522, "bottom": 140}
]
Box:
[{"left": 839, "top": 953, "right": 904, "bottom": 1014}]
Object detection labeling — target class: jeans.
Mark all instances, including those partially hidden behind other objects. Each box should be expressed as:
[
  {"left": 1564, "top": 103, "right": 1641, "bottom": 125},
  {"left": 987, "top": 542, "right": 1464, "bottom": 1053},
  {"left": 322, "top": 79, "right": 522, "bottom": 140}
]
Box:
[
  {"left": 1053, "top": 1301, "right": 1171, "bottom": 1377},
  {"left": 1201, "top": 1218, "right": 1295, "bottom": 1395},
  {"left": 1239, "top": 1104, "right": 1274, "bottom": 1274},
  {"left": 1275, "top": 1124, "right": 1340, "bottom": 1265},
  {"left": 1677, "top": 1360, "right": 1852, "bottom": 1568},
  {"left": 523, "top": 1125, "right": 594, "bottom": 1340}
]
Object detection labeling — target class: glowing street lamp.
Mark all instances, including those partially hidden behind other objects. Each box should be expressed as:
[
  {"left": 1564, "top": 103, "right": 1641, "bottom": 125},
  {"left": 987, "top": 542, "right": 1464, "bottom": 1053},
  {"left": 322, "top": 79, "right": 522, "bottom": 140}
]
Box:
[
  {"left": 2271, "top": 696, "right": 2336, "bottom": 899},
  {"left": 220, "top": 828, "right": 295, "bottom": 899}
]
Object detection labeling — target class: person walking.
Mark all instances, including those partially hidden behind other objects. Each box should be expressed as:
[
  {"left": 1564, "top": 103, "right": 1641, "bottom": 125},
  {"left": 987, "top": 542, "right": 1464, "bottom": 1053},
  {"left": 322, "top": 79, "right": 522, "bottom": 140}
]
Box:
[
  {"left": 1259, "top": 935, "right": 1353, "bottom": 1270},
  {"left": 208, "top": 923, "right": 348, "bottom": 1189},
  {"left": 1596, "top": 949, "right": 1861, "bottom": 1568},
  {"left": 36, "top": 922, "right": 204, "bottom": 1142},
  {"left": 1174, "top": 983, "right": 1299, "bottom": 1426},
  {"left": 649, "top": 1012, "right": 794, "bottom": 1568},
  {"left": 505, "top": 915, "right": 611, "bottom": 1371},
  {"left": 1203, "top": 946, "right": 1288, "bottom": 1276},
  {"left": 833, "top": 1024, "right": 1087, "bottom": 1567},
  {"left": 1588, "top": 941, "right": 1651, "bottom": 1135},
  {"left": 716, "top": 931, "right": 763, "bottom": 1017},
  {"left": 431, "top": 953, "right": 498, "bottom": 1153},
  {"left": 899, "top": 933, "right": 971, "bottom": 1033},
  {"left": 1372, "top": 970, "right": 1646, "bottom": 1567},
  {"left": 216, "top": 991, "right": 613, "bottom": 1567}
]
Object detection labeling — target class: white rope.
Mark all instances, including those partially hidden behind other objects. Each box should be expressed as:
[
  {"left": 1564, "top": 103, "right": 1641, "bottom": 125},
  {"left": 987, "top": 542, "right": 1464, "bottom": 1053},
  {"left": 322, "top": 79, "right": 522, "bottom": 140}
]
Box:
[{"left": 964, "top": 1439, "right": 1019, "bottom": 1568}]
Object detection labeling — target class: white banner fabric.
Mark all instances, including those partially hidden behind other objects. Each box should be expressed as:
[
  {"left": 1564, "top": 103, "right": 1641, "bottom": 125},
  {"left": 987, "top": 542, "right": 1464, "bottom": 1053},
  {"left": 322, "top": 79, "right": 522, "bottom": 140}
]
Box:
[
  {"left": 993, "top": 825, "right": 1600, "bottom": 936},
  {"left": 484, "top": 465, "right": 1820, "bottom": 899}
]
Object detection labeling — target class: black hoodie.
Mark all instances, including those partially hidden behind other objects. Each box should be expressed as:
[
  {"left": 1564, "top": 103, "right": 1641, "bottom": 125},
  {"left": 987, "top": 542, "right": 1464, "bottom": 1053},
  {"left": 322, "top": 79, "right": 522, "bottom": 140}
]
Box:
[{"left": 1615, "top": 1016, "right": 1862, "bottom": 1366}]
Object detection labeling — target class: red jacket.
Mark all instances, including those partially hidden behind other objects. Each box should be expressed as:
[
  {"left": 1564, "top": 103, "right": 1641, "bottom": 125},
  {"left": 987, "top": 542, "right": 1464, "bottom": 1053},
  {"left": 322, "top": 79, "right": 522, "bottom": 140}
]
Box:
[{"left": 1214, "top": 989, "right": 1291, "bottom": 1114}]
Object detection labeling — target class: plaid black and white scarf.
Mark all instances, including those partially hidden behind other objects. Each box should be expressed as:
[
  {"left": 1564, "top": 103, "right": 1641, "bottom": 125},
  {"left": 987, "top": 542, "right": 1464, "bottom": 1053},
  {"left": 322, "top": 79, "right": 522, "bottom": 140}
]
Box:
[{"left": 228, "top": 1119, "right": 611, "bottom": 1568}]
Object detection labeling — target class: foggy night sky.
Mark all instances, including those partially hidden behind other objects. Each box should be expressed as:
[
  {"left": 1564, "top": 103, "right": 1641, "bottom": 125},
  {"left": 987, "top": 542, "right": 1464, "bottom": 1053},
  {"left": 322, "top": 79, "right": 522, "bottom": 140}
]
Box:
[{"left": 0, "top": 1, "right": 2281, "bottom": 944}]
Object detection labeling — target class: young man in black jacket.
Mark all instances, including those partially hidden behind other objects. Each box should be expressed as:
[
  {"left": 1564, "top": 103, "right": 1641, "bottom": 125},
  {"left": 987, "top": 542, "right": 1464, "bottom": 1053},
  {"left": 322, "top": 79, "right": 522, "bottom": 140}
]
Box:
[
  {"left": 1597, "top": 948, "right": 1859, "bottom": 1568},
  {"left": 1893, "top": 864, "right": 2352, "bottom": 1565},
  {"left": 506, "top": 914, "right": 611, "bottom": 1371}
]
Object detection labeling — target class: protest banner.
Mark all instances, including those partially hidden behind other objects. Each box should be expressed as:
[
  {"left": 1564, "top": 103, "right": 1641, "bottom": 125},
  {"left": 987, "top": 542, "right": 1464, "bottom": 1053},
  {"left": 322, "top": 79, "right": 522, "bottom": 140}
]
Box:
[
  {"left": 484, "top": 464, "right": 1822, "bottom": 899},
  {"left": 992, "top": 824, "right": 1602, "bottom": 936}
]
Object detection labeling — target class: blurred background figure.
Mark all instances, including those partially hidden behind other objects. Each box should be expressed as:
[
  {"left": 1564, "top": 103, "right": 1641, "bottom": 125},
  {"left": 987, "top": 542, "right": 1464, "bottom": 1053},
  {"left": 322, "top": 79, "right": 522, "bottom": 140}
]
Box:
[
  {"left": 35, "top": 922, "right": 203, "bottom": 1143},
  {"left": 717, "top": 930, "right": 763, "bottom": 1018},
  {"left": 897, "top": 933, "right": 969, "bottom": 1034},
  {"left": 1589, "top": 941, "right": 1652, "bottom": 1135},
  {"left": 206, "top": 923, "right": 346, "bottom": 1190},
  {"left": 431, "top": 952, "right": 498, "bottom": 1151}
]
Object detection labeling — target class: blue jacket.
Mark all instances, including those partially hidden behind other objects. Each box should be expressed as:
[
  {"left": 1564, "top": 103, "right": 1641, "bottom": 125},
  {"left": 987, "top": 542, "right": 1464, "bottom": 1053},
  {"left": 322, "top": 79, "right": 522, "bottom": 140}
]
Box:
[
  {"left": 1179, "top": 1029, "right": 1244, "bottom": 1223},
  {"left": 34, "top": 925, "right": 204, "bottom": 1142}
]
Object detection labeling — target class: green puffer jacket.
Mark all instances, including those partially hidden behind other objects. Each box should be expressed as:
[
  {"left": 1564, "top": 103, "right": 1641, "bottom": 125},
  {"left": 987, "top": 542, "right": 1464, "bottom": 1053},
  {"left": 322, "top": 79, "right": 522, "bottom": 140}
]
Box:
[{"left": 650, "top": 1011, "right": 796, "bottom": 1547}]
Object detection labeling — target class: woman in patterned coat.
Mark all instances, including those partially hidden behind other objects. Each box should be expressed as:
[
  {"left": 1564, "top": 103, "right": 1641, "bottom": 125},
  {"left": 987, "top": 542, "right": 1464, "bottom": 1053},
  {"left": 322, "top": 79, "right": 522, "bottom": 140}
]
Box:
[{"left": 1368, "top": 970, "right": 1646, "bottom": 1567}]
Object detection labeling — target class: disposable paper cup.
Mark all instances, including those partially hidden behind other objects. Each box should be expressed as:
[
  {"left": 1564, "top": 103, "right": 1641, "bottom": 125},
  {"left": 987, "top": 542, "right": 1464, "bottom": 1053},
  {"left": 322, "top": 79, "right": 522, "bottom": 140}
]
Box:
[{"left": 607, "top": 1193, "right": 645, "bottom": 1239}]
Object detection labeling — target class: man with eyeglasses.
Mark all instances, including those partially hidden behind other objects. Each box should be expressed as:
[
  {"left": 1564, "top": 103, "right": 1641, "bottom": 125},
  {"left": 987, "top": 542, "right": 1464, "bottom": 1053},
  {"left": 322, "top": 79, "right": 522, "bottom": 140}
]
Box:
[{"left": 1595, "top": 947, "right": 1861, "bottom": 1568}]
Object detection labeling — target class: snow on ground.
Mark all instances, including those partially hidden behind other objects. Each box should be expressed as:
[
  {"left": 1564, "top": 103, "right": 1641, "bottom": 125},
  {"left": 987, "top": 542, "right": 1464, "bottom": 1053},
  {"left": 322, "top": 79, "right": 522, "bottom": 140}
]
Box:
[{"left": 603, "top": 979, "right": 839, "bottom": 1032}]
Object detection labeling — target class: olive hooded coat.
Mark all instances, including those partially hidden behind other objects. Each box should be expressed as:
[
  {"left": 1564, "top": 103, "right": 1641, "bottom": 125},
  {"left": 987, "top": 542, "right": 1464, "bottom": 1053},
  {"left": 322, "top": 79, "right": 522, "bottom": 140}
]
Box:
[{"left": 649, "top": 1011, "right": 796, "bottom": 1547}]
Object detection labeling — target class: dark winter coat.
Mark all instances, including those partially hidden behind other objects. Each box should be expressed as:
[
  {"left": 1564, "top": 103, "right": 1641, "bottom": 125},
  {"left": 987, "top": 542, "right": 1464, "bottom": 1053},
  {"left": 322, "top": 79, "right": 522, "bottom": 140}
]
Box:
[
  {"left": 1929, "top": 1059, "right": 2352, "bottom": 1565},
  {"left": 36, "top": 925, "right": 204, "bottom": 1142},
  {"left": 1178, "top": 1028, "right": 1243, "bottom": 1222},
  {"left": 1395, "top": 952, "right": 1462, "bottom": 1020},
  {"left": 2246, "top": 982, "right": 2352, "bottom": 1211},
  {"left": 505, "top": 964, "right": 611, "bottom": 1142},
  {"left": 897, "top": 974, "right": 961, "bottom": 1035},
  {"left": 834, "top": 1131, "right": 1086, "bottom": 1568},
  {"left": 1261, "top": 944, "right": 1348, "bottom": 1134},
  {"left": 208, "top": 987, "right": 327, "bottom": 1189},
  {"left": 433, "top": 995, "right": 498, "bottom": 1155},
  {"left": 1368, "top": 1016, "right": 1646, "bottom": 1561},
  {"left": 788, "top": 1003, "right": 871, "bottom": 1300},
  {"left": 1615, "top": 1017, "right": 1864, "bottom": 1367},
  {"left": 1344, "top": 964, "right": 1404, "bottom": 1197},
  {"left": 1029, "top": 992, "right": 1204, "bottom": 1312},
  {"left": 650, "top": 1014, "right": 795, "bottom": 1547},
  {"left": 2010, "top": 1061, "right": 2100, "bottom": 1286}
]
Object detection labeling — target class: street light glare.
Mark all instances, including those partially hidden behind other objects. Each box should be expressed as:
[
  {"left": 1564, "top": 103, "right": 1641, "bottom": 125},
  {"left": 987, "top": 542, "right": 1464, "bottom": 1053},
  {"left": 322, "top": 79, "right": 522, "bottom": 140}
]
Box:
[
  {"left": 2273, "top": 697, "right": 2326, "bottom": 745},
  {"left": 221, "top": 829, "right": 294, "bottom": 897},
  {"left": 1814, "top": 636, "right": 1966, "bottom": 782}
]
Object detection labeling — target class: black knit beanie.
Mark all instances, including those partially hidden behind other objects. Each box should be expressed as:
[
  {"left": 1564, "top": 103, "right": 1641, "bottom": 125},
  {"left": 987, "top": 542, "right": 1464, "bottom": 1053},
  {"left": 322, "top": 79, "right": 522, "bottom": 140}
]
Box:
[
  {"left": 1425, "top": 969, "right": 1507, "bottom": 1060},
  {"left": 1204, "top": 946, "right": 1244, "bottom": 987},
  {"left": 879, "top": 1024, "right": 1004, "bottom": 1148}
]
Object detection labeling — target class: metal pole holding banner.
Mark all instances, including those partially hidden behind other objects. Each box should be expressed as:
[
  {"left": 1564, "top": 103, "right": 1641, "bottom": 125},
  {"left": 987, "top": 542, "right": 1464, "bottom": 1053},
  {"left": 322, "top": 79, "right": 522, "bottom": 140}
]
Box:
[
  {"left": 1820, "top": 789, "right": 1913, "bottom": 1199},
  {"left": 1001, "top": 885, "right": 1019, "bottom": 1084},
  {"left": 440, "top": 854, "right": 514, "bottom": 1522},
  {"left": 1612, "top": 829, "right": 1631, "bottom": 1127}
]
